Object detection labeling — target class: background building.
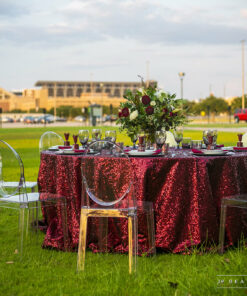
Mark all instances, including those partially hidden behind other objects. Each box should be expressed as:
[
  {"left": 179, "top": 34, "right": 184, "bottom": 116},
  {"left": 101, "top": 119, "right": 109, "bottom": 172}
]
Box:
[{"left": 0, "top": 80, "right": 157, "bottom": 112}]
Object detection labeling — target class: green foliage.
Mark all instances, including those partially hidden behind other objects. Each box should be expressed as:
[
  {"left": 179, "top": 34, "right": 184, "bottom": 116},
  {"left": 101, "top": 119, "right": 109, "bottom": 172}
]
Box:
[
  {"left": 102, "top": 105, "right": 118, "bottom": 115},
  {"left": 117, "top": 86, "right": 187, "bottom": 140},
  {"left": 6, "top": 109, "right": 27, "bottom": 113},
  {"left": 194, "top": 95, "right": 229, "bottom": 115},
  {"left": 231, "top": 95, "right": 247, "bottom": 112}
]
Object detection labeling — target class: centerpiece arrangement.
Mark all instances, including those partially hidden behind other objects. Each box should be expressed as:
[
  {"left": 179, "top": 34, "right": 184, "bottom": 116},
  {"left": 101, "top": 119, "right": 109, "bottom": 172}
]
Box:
[{"left": 117, "top": 82, "right": 187, "bottom": 144}]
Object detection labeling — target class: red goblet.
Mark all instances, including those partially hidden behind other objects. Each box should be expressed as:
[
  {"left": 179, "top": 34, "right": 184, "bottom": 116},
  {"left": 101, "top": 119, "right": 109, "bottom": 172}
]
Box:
[
  {"left": 73, "top": 134, "right": 79, "bottom": 150},
  {"left": 64, "top": 133, "right": 70, "bottom": 146}
]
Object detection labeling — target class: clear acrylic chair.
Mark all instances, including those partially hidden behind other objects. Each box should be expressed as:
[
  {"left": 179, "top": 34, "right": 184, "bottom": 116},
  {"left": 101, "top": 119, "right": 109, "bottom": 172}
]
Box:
[
  {"left": 219, "top": 194, "right": 247, "bottom": 254},
  {"left": 0, "top": 140, "right": 68, "bottom": 258},
  {"left": 39, "top": 131, "right": 64, "bottom": 152},
  {"left": 77, "top": 140, "right": 156, "bottom": 274},
  {"left": 165, "top": 131, "right": 177, "bottom": 147},
  {"left": 242, "top": 133, "right": 247, "bottom": 147}
]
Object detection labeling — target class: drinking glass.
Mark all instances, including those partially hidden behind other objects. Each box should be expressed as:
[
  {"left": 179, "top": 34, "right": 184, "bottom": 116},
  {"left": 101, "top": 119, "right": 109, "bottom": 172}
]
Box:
[
  {"left": 155, "top": 130, "right": 166, "bottom": 150},
  {"left": 92, "top": 129, "right": 102, "bottom": 141},
  {"left": 173, "top": 127, "right": 183, "bottom": 149},
  {"left": 78, "top": 130, "right": 89, "bottom": 148},
  {"left": 212, "top": 130, "right": 218, "bottom": 146},
  {"left": 132, "top": 134, "right": 138, "bottom": 150},
  {"left": 182, "top": 137, "right": 191, "bottom": 149},
  {"left": 203, "top": 130, "right": 214, "bottom": 149},
  {"left": 138, "top": 132, "right": 146, "bottom": 152},
  {"left": 203, "top": 130, "right": 212, "bottom": 145},
  {"left": 191, "top": 140, "right": 203, "bottom": 149},
  {"left": 105, "top": 130, "right": 116, "bottom": 143}
]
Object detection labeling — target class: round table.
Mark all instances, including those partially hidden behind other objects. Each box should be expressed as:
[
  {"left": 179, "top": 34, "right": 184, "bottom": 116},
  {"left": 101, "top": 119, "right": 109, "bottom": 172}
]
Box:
[{"left": 38, "top": 151, "right": 247, "bottom": 253}]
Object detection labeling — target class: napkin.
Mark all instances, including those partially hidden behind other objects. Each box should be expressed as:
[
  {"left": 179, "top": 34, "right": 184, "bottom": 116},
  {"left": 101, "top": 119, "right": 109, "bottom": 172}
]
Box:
[
  {"left": 233, "top": 147, "right": 247, "bottom": 151},
  {"left": 192, "top": 148, "right": 203, "bottom": 154},
  {"left": 74, "top": 149, "right": 86, "bottom": 153},
  {"left": 152, "top": 149, "right": 162, "bottom": 155},
  {"left": 216, "top": 144, "right": 224, "bottom": 148},
  {"left": 58, "top": 146, "right": 72, "bottom": 149},
  {"left": 124, "top": 148, "right": 131, "bottom": 153}
]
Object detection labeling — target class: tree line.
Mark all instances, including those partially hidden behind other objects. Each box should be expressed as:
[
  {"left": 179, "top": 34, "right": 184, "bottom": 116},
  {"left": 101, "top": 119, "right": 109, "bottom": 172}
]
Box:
[{"left": 184, "top": 94, "right": 247, "bottom": 115}]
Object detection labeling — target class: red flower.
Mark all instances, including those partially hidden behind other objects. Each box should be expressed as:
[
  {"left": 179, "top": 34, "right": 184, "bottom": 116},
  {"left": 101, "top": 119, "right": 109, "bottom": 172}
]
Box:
[
  {"left": 142, "top": 95, "right": 151, "bottom": 105},
  {"left": 121, "top": 107, "right": 129, "bottom": 117},
  {"left": 145, "top": 106, "right": 154, "bottom": 115},
  {"left": 169, "top": 112, "right": 174, "bottom": 117},
  {"left": 118, "top": 111, "right": 123, "bottom": 118},
  {"left": 162, "top": 108, "right": 168, "bottom": 113}
]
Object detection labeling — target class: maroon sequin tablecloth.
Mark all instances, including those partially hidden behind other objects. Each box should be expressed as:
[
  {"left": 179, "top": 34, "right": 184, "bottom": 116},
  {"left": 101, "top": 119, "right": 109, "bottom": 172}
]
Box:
[{"left": 38, "top": 152, "right": 247, "bottom": 252}]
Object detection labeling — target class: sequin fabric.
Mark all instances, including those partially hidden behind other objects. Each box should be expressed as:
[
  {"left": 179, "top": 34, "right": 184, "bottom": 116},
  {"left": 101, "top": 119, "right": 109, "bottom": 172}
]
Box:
[{"left": 38, "top": 152, "right": 247, "bottom": 253}]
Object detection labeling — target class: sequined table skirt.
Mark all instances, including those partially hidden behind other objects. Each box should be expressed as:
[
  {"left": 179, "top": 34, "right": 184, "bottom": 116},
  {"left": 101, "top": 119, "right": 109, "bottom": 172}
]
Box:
[{"left": 38, "top": 152, "right": 247, "bottom": 253}]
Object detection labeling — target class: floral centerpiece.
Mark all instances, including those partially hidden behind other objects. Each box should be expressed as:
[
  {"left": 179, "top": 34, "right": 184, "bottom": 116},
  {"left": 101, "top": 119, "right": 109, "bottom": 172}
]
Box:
[{"left": 117, "top": 83, "right": 187, "bottom": 143}]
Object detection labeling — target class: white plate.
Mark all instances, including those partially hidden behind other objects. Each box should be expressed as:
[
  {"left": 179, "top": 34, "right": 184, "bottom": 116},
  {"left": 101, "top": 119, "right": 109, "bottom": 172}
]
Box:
[
  {"left": 193, "top": 149, "right": 227, "bottom": 156},
  {"left": 48, "top": 145, "right": 59, "bottom": 151},
  {"left": 128, "top": 150, "right": 157, "bottom": 156},
  {"left": 222, "top": 146, "right": 234, "bottom": 151}
]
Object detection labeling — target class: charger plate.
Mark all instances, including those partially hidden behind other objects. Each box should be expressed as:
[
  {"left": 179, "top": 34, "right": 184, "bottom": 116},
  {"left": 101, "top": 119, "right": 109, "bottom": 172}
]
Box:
[
  {"left": 128, "top": 150, "right": 160, "bottom": 156},
  {"left": 193, "top": 150, "right": 227, "bottom": 156}
]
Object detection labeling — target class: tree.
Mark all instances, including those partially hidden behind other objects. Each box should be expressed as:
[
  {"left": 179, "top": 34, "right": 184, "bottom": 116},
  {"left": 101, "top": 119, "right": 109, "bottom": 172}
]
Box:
[
  {"left": 231, "top": 95, "right": 247, "bottom": 112},
  {"left": 182, "top": 100, "right": 197, "bottom": 115},
  {"left": 195, "top": 95, "right": 228, "bottom": 115}
]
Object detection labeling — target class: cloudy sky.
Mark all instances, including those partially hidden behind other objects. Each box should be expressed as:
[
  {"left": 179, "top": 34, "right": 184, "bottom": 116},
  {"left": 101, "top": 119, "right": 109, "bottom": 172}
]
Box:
[{"left": 0, "top": 0, "right": 246, "bottom": 100}]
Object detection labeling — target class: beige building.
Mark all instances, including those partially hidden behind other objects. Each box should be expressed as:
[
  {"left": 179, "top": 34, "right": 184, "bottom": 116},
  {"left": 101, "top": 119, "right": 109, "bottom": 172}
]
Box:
[{"left": 0, "top": 80, "right": 157, "bottom": 112}]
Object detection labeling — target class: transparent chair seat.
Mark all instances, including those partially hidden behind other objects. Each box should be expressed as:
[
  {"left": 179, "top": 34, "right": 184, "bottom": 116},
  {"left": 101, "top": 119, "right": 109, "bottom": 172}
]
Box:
[
  {"left": 0, "top": 140, "right": 68, "bottom": 259},
  {"left": 3, "top": 181, "right": 37, "bottom": 192},
  {"left": 77, "top": 140, "right": 156, "bottom": 274},
  {"left": 219, "top": 194, "right": 247, "bottom": 254}
]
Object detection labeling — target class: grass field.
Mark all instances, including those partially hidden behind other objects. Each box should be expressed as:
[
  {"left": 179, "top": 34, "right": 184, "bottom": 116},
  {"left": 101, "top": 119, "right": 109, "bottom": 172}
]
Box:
[{"left": 0, "top": 126, "right": 247, "bottom": 296}]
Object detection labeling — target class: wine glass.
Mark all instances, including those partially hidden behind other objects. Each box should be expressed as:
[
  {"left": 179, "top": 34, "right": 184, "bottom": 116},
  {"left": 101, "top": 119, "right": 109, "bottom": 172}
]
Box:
[
  {"left": 78, "top": 130, "right": 89, "bottom": 148},
  {"left": 132, "top": 134, "right": 138, "bottom": 150},
  {"left": 203, "top": 130, "right": 211, "bottom": 146},
  {"left": 92, "top": 129, "right": 102, "bottom": 141},
  {"left": 137, "top": 131, "right": 146, "bottom": 152},
  {"left": 155, "top": 130, "right": 166, "bottom": 150},
  {"left": 173, "top": 127, "right": 183, "bottom": 149},
  {"left": 203, "top": 130, "right": 214, "bottom": 149},
  {"left": 212, "top": 129, "right": 218, "bottom": 146},
  {"left": 105, "top": 130, "right": 116, "bottom": 143}
]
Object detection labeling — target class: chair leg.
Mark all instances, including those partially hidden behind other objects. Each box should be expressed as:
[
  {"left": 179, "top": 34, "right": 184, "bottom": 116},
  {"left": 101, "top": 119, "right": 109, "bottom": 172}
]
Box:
[
  {"left": 219, "top": 204, "right": 228, "bottom": 254},
  {"left": 146, "top": 207, "right": 156, "bottom": 255},
  {"left": 18, "top": 207, "right": 26, "bottom": 257},
  {"left": 77, "top": 211, "right": 88, "bottom": 272},
  {"left": 35, "top": 201, "right": 39, "bottom": 234},
  {"left": 128, "top": 215, "right": 137, "bottom": 274},
  {"left": 98, "top": 217, "right": 108, "bottom": 252}
]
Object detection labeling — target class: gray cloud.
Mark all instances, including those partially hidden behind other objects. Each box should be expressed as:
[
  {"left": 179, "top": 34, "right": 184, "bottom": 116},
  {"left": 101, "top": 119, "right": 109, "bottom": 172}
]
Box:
[
  {"left": 0, "top": 0, "right": 246, "bottom": 47},
  {"left": 0, "top": 0, "right": 29, "bottom": 17}
]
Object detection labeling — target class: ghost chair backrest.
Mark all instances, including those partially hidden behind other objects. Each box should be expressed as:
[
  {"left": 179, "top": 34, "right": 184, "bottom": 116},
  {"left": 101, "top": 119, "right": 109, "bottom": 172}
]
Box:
[
  {"left": 39, "top": 131, "right": 64, "bottom": 152},
  {"left": 165, "top": 131, "right": 177, "bottom": 147},
  {"left": 0, "top": 139, "right": 27, "bottom": 203}
]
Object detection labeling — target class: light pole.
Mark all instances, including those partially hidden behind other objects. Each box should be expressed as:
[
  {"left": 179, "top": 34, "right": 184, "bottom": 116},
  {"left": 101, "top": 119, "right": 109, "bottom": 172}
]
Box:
[
  {"left": 241, "top": 40, "right": 245, "bottom": 109},
  {"left": 100, "top": 83, "right": 104, "bottom": 124},
  {"left": 54, "top": 83, "right": 57, "bottom": 122},
  {"left": 178, "top": 72, "right": 186, "bottom": 100}
]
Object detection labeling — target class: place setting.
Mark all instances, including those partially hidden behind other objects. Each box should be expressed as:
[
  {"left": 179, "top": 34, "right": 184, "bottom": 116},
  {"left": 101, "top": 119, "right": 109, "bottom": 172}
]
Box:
[{"left": 126, "top": 130, "right": 166, "bottom": 157}]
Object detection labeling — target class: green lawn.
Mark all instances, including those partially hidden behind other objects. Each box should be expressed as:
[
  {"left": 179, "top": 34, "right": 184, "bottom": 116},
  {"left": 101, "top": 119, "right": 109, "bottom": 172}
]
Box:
[{"left": 0, "top": 126, "right": 247, "bottom": 296}]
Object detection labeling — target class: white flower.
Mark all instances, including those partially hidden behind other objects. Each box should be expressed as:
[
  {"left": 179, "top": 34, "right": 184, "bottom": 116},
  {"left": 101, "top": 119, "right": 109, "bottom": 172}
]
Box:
[
  {"left": 130, "top": 110, "right": 138, "bottom": 121},
  {"left": 154, "top": 90, "right": 163, "bottom": 97},
  {"left": 150, "top": 101, "right": 156, "bottom": 106}
]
